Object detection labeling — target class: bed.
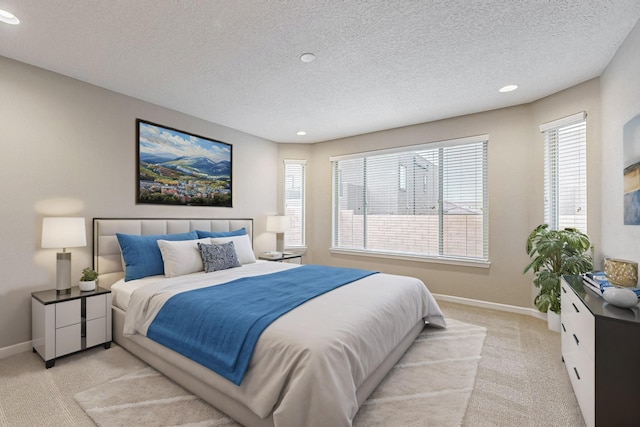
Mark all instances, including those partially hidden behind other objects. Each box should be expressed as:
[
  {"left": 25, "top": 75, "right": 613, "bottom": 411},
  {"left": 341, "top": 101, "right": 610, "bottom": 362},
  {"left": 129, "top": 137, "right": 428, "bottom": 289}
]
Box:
[{"left": 94, "top": 217, "right": 446, "bottom": 427}]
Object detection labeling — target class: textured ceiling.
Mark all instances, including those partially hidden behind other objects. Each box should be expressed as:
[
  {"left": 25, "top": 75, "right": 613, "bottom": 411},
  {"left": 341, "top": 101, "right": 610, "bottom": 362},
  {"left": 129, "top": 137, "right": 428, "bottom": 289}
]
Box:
[{"left": 1, "top": 1, "right": 639, "bottom": 143}]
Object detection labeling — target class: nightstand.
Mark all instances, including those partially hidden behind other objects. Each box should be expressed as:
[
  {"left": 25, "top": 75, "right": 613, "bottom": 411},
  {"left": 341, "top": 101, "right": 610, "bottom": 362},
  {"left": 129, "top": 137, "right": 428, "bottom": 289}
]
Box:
[
  {"left": 32, "top": 286, "right": 112, "bottom": 368},
  {"left": 259, "top": 252, "right": 303, "bottom": 263}
]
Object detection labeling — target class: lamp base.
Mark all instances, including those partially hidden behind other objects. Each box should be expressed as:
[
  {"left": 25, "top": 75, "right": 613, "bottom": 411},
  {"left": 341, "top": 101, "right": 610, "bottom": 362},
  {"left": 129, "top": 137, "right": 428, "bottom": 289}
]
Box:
[{"left": 56, "top": 252, "right": 72, "bottom": 294}]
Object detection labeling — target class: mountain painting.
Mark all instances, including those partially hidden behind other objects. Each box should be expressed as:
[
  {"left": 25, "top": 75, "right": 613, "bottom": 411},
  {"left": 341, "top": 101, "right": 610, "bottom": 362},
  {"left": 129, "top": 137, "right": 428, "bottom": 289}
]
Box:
[{"left": 136, "top": 119, "right": 232, "bottom": 207}]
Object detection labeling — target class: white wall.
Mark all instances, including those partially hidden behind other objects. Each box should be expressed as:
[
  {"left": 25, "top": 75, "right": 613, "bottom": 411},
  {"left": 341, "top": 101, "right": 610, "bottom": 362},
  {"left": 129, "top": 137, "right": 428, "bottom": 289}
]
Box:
[
  {"left": 0, "top": 56, "right": 279, "bottom": 350},
  {"left": 600, "top": 19, "right": 640, "bottom": 265},
  {"left": 279, "top": 78, "right": 601, "bottom": 310}
]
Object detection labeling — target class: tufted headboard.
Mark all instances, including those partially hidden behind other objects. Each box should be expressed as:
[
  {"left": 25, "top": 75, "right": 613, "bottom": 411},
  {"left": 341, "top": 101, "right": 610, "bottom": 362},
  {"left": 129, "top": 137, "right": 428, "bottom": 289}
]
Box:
[{"left": 93, "top": 218, "right": 253, "bottom": 288}]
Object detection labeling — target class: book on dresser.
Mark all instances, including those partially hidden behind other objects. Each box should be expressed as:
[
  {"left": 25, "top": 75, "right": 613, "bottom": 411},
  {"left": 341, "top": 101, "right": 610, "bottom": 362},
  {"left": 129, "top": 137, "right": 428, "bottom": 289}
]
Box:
[{"left": 582, "top": 271, "right": 640, "bottom": 297}]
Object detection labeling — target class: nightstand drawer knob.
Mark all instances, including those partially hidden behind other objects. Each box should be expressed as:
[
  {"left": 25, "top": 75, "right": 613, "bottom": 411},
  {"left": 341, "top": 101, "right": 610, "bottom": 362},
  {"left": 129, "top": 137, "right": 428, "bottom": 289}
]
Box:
[
  {"left": 572, "top": 302, "right": 580, "bottom": 313},
  {"left": 573, "top": 367, "right": 581, "bottom": 380},
  {"left": 573, "top": 333, "right": 580, "bottom": 346}
]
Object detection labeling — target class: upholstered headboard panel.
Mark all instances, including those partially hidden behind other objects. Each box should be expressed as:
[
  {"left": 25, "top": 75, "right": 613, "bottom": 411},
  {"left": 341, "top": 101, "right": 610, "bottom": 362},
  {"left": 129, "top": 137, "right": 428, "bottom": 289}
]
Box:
[{"left": 93, "top": 218, "right": 253, "bottom": 288}]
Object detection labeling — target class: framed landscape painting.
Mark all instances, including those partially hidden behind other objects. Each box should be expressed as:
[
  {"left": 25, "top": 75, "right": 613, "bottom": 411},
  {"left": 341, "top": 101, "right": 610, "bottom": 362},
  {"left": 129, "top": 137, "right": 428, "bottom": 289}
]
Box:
[{"left": 136, "top": 119, "right": 232, "bottom": 207}]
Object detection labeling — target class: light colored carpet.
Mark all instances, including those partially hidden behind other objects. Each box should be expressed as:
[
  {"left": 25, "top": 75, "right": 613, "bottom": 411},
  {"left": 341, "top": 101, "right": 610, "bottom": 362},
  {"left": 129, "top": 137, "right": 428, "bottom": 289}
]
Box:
[
  {"left": 438, "top": 301, "right": 586, "bottom": 426},
  {"left": 73, "top": 319, "right": 486, "bottom": 427}
]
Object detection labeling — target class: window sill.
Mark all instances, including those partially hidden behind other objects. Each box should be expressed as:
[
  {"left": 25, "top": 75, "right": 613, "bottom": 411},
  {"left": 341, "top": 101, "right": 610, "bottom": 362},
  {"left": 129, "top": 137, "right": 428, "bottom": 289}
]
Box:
[{"left": 329, "top": 248, "right": 491, "bottom": 269}]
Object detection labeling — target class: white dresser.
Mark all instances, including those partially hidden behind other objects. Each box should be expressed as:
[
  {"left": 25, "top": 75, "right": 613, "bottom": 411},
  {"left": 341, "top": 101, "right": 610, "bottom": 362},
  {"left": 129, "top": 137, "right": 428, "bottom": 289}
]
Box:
[
  {"left": 560, "top": 276, "right": 640, "bottom": 427},
  {"left": 32, "top": 286, "right": 112, "bottom": 368}
]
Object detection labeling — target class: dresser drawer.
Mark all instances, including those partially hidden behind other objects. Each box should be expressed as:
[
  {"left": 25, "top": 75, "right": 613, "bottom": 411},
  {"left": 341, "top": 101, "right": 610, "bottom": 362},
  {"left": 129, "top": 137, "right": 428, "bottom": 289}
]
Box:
[
  {"left": 561, "top": 282, "right": 595, "bottom": 360},
  {"left": 563, "top": 347, "right": 595, "bottom": 426}
]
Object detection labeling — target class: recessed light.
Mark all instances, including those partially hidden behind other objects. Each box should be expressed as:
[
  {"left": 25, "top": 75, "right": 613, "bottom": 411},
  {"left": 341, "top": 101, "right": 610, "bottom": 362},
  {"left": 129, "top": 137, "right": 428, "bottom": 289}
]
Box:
[
  {"left": 499, "top": 85, "right": 518, "bottom": 93},
  {"left": 0, "top": 9, "right": 20, "bottom": 25},
  {"left": 299, "top": 53, "right": 316, "bottom": 63},
  {"left": 296, "top": 131, "right": 307, "bottom": 136}
]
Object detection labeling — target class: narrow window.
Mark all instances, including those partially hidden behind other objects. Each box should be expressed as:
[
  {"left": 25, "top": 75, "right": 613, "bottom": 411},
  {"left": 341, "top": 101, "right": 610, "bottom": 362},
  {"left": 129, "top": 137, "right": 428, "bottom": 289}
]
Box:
[
  {"left": 284, "top": 160, "right": 306, "bottom": 248},
  {"left": 541, "top": 113, "right": 587, "bottom": 232}
]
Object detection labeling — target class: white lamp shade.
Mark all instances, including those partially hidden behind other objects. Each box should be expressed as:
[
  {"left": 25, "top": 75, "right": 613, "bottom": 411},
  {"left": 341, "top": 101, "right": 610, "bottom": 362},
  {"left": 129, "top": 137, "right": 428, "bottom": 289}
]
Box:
[
  {"left": 266, "top": 215, "right": 291, "bottom": 233},
  {"left": 41, "top": 217, "right": 87, "bottom": 249}
]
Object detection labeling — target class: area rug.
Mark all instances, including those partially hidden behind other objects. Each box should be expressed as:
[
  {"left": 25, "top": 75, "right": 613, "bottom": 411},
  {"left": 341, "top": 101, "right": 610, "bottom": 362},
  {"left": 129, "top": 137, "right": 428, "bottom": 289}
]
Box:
[{"left": 74, "top": 319, "right": 486, "bottom": 427}]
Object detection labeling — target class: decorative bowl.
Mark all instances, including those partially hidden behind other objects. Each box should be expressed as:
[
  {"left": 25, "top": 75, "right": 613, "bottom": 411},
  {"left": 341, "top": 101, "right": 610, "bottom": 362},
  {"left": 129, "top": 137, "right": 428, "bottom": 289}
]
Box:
[
  {"left": 602, "top": 287, "right": 639, "bottom": 309},
  {"left": 604, "top": 258, "right": 638, "bottom": 287}
]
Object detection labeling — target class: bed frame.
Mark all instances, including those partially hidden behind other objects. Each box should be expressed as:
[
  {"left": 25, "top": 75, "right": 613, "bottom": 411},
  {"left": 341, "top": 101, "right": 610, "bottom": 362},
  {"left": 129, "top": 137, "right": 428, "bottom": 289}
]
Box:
[{"left": 93, "top": 217, "right": 424, "bottom": 427}]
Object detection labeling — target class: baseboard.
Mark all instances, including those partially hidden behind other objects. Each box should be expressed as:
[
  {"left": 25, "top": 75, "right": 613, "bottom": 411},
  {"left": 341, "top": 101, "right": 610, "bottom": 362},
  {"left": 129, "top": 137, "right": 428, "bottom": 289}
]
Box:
[
  {"left": 433, "top": 293, "right": 547, "bottom": 321},
  {"left": 0, "top": 340, "right": 32, "bottom": 359}
]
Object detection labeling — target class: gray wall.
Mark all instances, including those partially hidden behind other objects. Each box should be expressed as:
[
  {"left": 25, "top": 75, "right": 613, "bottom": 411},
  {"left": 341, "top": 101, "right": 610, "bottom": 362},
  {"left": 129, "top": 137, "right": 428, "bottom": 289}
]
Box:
[
  {"left": 279, "top": 78, "right": 602, "bottom": 310},
  {"left": 0, "top": 56, "right": 279, "bottom": 350}
]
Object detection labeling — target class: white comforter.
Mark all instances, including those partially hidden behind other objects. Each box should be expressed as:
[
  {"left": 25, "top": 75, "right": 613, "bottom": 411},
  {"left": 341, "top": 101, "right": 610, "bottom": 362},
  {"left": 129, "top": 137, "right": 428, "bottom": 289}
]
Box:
[{"left": 121, "top": 262, "right": 446, "bottom": 427}]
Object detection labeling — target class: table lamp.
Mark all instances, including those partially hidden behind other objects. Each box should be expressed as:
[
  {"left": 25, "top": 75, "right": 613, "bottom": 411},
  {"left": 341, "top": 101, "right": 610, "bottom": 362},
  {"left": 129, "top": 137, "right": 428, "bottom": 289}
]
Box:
[
  {"left": 41, "top": 217, "right": 87, "bottom": 294},
  {"left": 266, "top": 215, "right": 291, "bottom": 256}
]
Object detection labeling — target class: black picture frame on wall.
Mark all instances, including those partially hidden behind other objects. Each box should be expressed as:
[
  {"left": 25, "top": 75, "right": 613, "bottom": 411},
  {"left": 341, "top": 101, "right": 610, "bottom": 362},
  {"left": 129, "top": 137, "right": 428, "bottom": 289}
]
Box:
[{"left": 136, "top": 119, "right": 232, "bottom": 207}]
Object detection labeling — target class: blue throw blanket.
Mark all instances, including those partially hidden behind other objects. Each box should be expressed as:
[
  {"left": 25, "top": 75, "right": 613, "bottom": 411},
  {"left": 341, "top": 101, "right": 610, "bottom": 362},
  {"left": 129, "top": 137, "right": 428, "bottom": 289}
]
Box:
[{"left": 147, "top": 265, "right": 378, "bottom": 385}]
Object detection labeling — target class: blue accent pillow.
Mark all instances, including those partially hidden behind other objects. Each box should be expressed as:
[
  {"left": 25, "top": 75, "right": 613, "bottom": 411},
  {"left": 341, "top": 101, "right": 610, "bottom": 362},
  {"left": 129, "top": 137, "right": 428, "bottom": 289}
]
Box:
[
  {"left": 198, "top": 242, "right": 241, "bottom": 272},
  {"left": 195, "top": 228, "right": 247, "bottom": 238},
  {"left": 117, "top": 231, "right": 198, "bottom": 281}
]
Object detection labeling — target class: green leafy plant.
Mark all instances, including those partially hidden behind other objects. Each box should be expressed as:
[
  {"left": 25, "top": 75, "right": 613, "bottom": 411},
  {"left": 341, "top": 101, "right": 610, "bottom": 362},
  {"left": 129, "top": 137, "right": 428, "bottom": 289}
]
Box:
[
  {"left": 80, "top": 267, "right": 98, "bottom": 282},
  {"left": 524, "top": 224, "right": 593, "bottom": 314}
]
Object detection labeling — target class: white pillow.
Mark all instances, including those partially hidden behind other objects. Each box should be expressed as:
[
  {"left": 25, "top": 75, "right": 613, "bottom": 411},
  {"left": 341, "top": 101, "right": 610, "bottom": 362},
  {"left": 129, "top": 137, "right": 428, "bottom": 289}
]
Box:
[
  {"left": 210, "top": 234, "right": 256, "bottom": 264},
  {"left": 157, "top": 238, "right": 212, "bottom": 277}
]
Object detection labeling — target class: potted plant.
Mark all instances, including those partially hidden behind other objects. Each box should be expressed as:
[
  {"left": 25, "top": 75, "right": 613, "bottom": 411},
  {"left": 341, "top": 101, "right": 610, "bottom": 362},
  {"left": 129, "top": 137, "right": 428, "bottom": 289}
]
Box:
[
  {"left": 79, "top": 267, "right": 98, "bottom": 291},
  {"left": 524, "top": 224, "right": 593, "bottom": 331}
]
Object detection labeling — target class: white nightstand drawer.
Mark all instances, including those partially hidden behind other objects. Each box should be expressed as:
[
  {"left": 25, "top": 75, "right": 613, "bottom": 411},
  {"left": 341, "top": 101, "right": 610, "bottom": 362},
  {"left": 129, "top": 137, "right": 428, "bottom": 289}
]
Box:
[
  {"left": 55, "top": 299, "right": 80, "bottom": 328},
  {"left": 86, "top": 317, "right": 106, "bottom": 348},
  {"left": 56, "top": 323, "right": 81, "bottom": 356},
  {"left": 86, "top": 294, "right": 106, "bottom": 320}
]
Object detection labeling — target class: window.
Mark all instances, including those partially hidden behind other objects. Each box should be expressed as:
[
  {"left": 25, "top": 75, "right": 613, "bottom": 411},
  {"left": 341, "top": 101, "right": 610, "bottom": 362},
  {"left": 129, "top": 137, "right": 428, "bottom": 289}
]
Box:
[
  {"left": 540, "top": 112, "right": 587, "bottom": 232},
  {"left": 283, "top": 159, "right": 306, "bottom": 248},
  {"left": 331, "top": 135, "right": 488, "bottom": 264}
]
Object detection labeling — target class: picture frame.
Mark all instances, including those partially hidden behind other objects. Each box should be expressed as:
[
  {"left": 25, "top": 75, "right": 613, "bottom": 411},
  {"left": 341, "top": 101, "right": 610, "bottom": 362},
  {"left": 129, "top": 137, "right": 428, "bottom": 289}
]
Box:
[
  {"left": 136, "top": 119, "right": 232, "bottom": 207},
  {"left": 623, "top": 114, "right": 640, "bottom": 224}
]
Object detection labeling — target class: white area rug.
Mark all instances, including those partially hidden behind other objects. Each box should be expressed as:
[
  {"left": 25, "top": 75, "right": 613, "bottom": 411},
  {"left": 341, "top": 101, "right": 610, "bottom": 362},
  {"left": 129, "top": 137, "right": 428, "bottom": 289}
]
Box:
[{"left": 74, "top": 319, "right": 486, "bottom": 427}]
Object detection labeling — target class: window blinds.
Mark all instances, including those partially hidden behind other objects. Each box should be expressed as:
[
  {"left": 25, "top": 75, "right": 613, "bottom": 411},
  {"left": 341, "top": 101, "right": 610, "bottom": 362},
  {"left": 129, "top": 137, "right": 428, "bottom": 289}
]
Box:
[
  {"left": 541, "top": 113, "right": 587, "bottom": 232},
  {"left": 331, "top": 135, "right": 488, "bottom": 262},
  {"left": 283, "top": 159, "right": 306, "bottom": 248}
]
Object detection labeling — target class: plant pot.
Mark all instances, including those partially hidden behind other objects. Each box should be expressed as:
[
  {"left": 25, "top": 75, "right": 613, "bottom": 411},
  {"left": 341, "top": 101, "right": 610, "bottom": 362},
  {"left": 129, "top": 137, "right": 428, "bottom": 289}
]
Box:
[
  {"left": 79, "top": 280, "right": 96, "bottom": 292},
  {"left": 547, "top": 310, "right": 561, "bottom": 332}
]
